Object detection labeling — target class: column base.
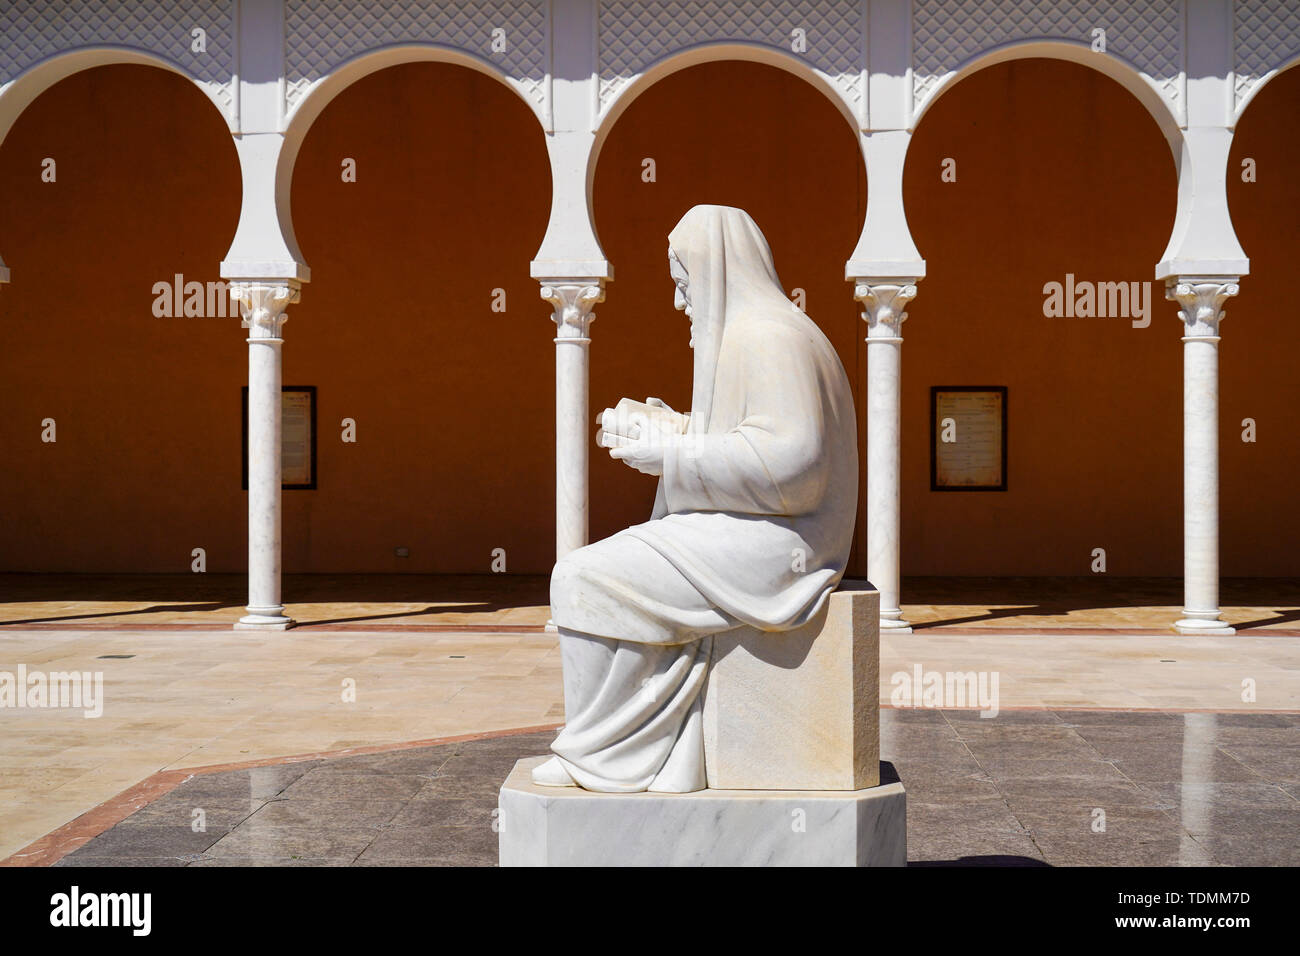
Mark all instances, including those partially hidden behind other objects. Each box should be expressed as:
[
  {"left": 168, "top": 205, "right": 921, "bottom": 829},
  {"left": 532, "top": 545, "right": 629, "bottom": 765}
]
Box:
[
  {"left": 235, "top": 612, "right": 296, "bottom": 631},
  {"left": 1174, "top": 616, "right": 1236, "bottom": 636},
  {"left": 880, "top": 617, "right": 913, "bottom": 635}
]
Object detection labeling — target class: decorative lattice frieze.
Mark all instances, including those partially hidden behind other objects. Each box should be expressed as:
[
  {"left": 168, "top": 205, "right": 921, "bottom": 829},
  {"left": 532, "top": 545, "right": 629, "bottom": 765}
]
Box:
[
  {"left": 1234, "top": 0, "right": 1300, "bottom": 114},
  {"left": 912, "top": 0, "right": 1181, "bottom": 115},
  {"left": 597, "top": 0, "right": 864, "bottom": 117},
  {"left": 0, "top": 0, "right": 234, "bottom": 117},
  {"left": 284, "top": 0, "right": 548, "bottom": 117}
]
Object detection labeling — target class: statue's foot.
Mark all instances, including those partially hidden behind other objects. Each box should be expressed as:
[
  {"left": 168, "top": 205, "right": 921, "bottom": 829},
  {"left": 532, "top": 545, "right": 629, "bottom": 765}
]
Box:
[{"left": 531, "top": 756, "right": 577, "bottom": 788}]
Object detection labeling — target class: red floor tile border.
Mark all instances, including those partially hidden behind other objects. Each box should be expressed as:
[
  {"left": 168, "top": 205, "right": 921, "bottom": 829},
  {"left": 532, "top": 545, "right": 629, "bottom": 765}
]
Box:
[{"left": 0, "top": 722, "right": 563, "bottom": 868}]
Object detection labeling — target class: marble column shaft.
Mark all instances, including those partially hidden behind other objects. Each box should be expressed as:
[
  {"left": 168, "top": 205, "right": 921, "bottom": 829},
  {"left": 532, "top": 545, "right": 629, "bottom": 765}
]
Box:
[
  {"left": 232, "top": 282, "right": 299, "bottom": 630},
  {"left": 855, "top": 281, "right": 917, "bottom": 634},
  {"left": 542, "top": 282, "right": 603, "bottom": 560},
  {"left": 1167, "top": 279, "right": 1237, "bottom": 635}
]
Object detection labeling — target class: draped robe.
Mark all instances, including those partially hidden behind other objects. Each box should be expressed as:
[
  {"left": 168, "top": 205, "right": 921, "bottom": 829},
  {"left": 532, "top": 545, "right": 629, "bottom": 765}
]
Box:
[{"left": 547, "top": 205, "right": 858, "bottom": 792}]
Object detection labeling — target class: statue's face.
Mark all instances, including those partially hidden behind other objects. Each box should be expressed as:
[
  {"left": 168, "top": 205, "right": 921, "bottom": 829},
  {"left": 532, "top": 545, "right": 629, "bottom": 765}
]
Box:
[{"left": 668, "top": 248, "right": 694, "bottom": 347}]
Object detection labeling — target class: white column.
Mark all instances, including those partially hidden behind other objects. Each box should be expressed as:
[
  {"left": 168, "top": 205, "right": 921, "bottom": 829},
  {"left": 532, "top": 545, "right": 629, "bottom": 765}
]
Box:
[
  {"left": 231, "top": 282, "right": 299, "bottom": 630},
  {"left": 1166, "top": 278, "right": 1237, "bottom": 635},
  {"left": 854, "top": 281, "right": 917, "bottom": 634},
  {"left": 541, "top": 282, "right": 604, "bottom": 560}
]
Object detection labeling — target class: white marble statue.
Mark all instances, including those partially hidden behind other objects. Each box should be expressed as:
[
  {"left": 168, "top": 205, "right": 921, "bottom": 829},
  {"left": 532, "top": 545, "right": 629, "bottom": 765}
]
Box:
[{"left": 534, "top": 204, "right": 859, "bottom": 793}]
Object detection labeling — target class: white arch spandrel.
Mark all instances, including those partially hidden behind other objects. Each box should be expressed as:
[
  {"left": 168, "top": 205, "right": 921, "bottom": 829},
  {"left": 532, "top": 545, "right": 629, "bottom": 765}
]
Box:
[
  {"left": 913, "top": 39, "right": 1184, "bottom": 163},
  {"left": 260, "top": 44, "right": 552, "bottom": 279},
  {"left": 585, "top": 42, "right": 864, "bottom": 260},
  {"left": 0, "top": 47, "right": 235, "bottom": 286}
]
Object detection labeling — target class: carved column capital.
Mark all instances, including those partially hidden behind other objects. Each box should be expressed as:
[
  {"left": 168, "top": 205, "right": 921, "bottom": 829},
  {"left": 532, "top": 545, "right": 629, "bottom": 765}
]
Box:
[
  {"left": 1165, "top": 278, "right": 1239, "bottom": 339},
  {"left": 541, "top": 281, "right": 604, "bottom": 343},
  {"left": 853, "top": 280, "right": 918, "bottom": 341},
  {"left": 231, "top": 282, "right": 301, "bottom": 340}
]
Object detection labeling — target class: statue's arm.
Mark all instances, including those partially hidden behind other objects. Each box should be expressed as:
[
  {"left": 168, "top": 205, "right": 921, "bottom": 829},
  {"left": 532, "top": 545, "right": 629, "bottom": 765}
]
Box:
[{"left": 661, "top": 328, "right": 829, "bottom": 515}]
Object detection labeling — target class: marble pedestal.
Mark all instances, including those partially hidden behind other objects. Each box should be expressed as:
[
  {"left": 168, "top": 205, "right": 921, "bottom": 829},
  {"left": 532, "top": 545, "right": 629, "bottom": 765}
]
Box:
[{"left": 499, "top": 756, "right": 906, "bottom": 867}]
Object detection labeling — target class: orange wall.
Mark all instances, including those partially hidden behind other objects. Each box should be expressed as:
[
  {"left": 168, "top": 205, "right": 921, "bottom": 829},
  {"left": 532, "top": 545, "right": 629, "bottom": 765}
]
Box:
[
  {"left": 0, "top": 66, "right": 244, "bottom": 572},
  {"left": 1, "top": 59, "right": 1296, "bottom": 578},
  {"left": 286, "top": 62, "right": 552, "bottom": 573},
  {"left": 1225, "top": 66, "right": 1300, "bottom": 577},
  {"left": 903, "top": 59, "right": 1182, "bottom": 575}
]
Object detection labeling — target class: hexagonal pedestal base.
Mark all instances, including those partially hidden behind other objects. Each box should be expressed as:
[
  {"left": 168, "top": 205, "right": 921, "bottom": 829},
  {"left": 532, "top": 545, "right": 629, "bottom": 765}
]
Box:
[{"left": 498, "top": 756, "right": 907, "bottom": 867}]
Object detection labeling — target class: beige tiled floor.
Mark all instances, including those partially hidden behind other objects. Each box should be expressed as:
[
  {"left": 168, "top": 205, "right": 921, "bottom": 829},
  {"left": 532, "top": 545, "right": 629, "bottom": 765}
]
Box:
[{"left": 2, "top": 621, "right": 1297, "bottom": 861}]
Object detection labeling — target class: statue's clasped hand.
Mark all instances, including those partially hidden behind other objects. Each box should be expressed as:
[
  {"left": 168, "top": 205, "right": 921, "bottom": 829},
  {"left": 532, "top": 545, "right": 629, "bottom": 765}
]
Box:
[{"left": 596, "top": 396, "right": 688, "bottom": 477}]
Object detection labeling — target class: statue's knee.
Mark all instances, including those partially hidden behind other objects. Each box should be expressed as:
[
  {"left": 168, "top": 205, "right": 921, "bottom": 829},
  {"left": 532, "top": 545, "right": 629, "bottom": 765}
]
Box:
[{"left": 550, "top": 550, "right": 586, "bottom": 601}]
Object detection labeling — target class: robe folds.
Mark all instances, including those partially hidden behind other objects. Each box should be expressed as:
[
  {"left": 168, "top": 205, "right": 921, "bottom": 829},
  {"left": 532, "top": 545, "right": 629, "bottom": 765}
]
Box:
[{"left": 546, "top": 205, "right": 859, "bottom": 792}]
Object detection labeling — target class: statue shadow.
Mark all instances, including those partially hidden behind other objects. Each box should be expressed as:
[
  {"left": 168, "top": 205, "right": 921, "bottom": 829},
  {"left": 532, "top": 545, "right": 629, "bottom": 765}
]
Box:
[
  {"left": 908, "top": 856, "right": 1052, "bottom": 867},
  {"left": 711, "top": 602, "right": 831, "bottom": 670}
]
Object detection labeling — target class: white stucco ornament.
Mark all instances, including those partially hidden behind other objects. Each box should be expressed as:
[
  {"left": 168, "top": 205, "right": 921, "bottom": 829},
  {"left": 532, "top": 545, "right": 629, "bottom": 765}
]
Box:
[{"left": 536, "top": 204, "right": 859, "bottom": 793}]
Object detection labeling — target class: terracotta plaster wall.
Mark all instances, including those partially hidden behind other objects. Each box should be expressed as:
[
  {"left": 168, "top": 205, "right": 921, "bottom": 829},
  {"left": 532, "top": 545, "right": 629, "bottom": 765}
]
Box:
[
  {"left": 904, "top": 59, "right": 1182, "bottom": 576},
  {"left": 0, "top": 66, "right": 244, "bottom": 572},
  {"left": 1, "top": 59, "right": 1295, "bottom": 578},
  {"left": 286, "top": 63, "right": 553, "bottom": 573},
  {"left": 904, "top": 59, "right": 1297, "bottom": 576},
  {"left": 1224, "top": 65, "right": 1300, "bottom": 578}
]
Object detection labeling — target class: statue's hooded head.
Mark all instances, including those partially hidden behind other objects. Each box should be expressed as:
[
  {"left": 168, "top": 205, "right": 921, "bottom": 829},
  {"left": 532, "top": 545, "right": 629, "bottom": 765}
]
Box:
[{"left": 667, "top": 205, "right": 791, "bottom": 432}]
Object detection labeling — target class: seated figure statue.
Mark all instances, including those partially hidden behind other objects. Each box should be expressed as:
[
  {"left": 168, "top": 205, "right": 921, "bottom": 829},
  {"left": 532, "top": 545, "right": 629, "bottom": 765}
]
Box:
[{"left": 534, "top": 204, "right": 859, "bottom": 793}]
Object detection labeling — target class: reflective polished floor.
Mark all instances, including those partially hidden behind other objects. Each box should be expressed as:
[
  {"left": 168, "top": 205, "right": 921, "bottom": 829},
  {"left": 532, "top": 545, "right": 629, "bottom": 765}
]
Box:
[{"left": 43, "top": 710, "right": 1300, "bottom": 867}]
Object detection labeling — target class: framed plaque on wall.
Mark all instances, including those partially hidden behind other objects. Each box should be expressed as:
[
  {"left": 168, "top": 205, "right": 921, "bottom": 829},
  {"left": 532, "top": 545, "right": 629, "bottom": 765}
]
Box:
[
  {"left": 930, "top": 386, "right": 1007, "bottom": 492},
  {"left": 242, "top": 385, "right": 317, "bottom": 490}
]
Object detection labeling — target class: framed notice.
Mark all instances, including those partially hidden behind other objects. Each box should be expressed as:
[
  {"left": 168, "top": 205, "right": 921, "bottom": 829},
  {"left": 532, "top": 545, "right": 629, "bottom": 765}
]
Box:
[
  {"left": 930, "top": 386, "right": 1007, "bottom": 492},
  {"left": 242, "top": 386, "right": 317, "bottom": 490}
]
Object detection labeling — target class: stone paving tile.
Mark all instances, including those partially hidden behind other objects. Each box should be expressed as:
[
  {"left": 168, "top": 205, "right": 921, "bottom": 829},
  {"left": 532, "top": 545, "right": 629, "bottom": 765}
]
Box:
[
  {"left": 62, "top": 823, "right": 228, "bottom": 859},
  {"left": 202, "top": 823, "right": 379, "bottom": 862},
  {"left": 991, "top": 777, "right": 1164, "bottom": 809},
  {"left": 1105, "top": 751, "right": 1267, "bottom": 785},
  {"left": 355, "top": 825, "right": 498, "bottom": 866},
  {"left": 54, "top": 856, "right": 189, "bottom": 868},
  {"left": 1190, "top": 824, "right": 1300, "bottom": 867},
  {"left": 186, "top": 856, "right": 350, "bottom": 867},
  {"left": 387, "top": 795, "right": 496, "bottom": 828},
  {"left": 277, "top": 772, "right": 428, "bottom": 803},
  {"left": 1213, "top": 744, "right": 1300, "bottom": 784},
  {"left": 1011, "top": 806, "right": 1217, "bottom": 867},
  {"left": 245, "top": 798, "right": 408, "bottom": 829},
  {"left": 310, "top": 746, "right": 456, "bottom": 776},
  {"left": 48, "top": 717, "right": 1298, "bottom": 867}
]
